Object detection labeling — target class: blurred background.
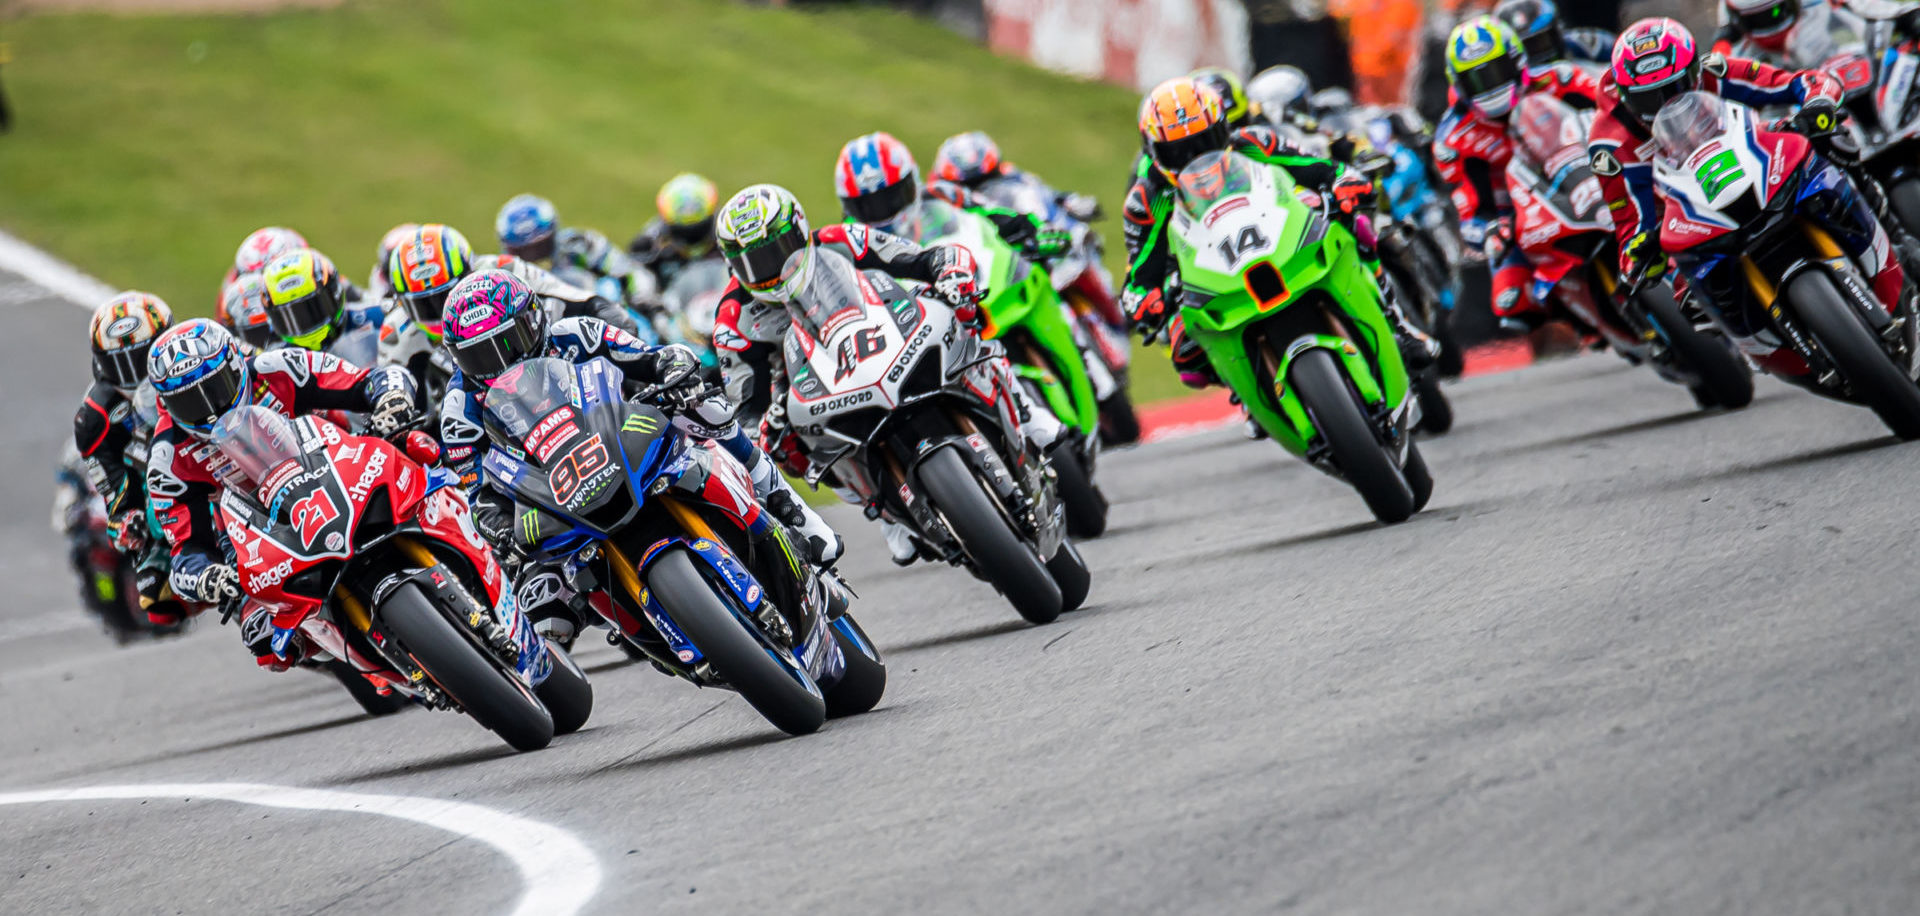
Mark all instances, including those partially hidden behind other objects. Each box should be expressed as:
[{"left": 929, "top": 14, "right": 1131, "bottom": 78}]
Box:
[{"left": 0, "top": 0, "right": 1715, "bottom": 402}]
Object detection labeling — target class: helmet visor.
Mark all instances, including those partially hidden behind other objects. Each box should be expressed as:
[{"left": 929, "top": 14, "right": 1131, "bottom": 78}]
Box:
[
  {"left": 1520, "top": 25, "right": 1565, "bottom": 64},
  {"left": 726, "top": 225, "right": 809, "bottom": 293},
  {"left": 1622, "top": 63, "right": 1700, "bottom": 123},
  {"left": 1150, "top": 118, "right": 1231, "bottom": 176},
  {"left": 1737, "top": 1, "right": 1799, "bottom": 38},
  {"left": 94, "top": 343, "right": 152, "bottom": 389},
  {"left": 667, "top": 217, "right": 714, "bottom": 247},
  {"left": 401, "top": 287, "right": 452, "bottom": 335},
  {"left": 449, "top": 305, "right": 545, "bottom": 382},
  {"left": 842, "top": 178, "right": 919, "bottom": 226},
  {"left": 163, "top": 361, "right": 244, "bottom": 433},
  {"left": 1456, "top": 52, "right": 1524, "bottom": 100},
  {"left": 266, "top": 289, "right": 338, "bottom": 341}
]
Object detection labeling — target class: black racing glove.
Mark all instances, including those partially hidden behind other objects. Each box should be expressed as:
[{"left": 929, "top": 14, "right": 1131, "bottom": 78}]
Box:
[{"left": 1792, "top": 97, "right": 1842, "bottom": 138}]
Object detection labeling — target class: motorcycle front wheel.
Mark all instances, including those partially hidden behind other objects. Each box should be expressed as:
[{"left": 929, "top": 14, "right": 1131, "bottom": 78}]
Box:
[
  {"left": 1638, "top": 285, "right": 1753, "bottom": 410},
  {"left": 1788, "top": 270, "right": 1920, "bottom": 439},
  {"left": 917, "top": 446, "right": 1063, "bottom": 624},
  {"left": 378, "top": 582, "right": 554, "bottom": 751},
  {"left": 1287, "top": 348, "right": 1419, "bottom": 523},
  {"left": 645, "top": 548, "right": 826, "bottom": 736}
]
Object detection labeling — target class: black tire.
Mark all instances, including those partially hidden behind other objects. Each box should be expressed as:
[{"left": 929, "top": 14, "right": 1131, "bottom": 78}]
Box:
[
  {"left": 824, "top": 615, "right": 887, "bottom": 719},
  {"left": 1434, "top": 309, "right": 1466, "bottom": 379},
  {"left": 326, "top": 660, "right": 409, "bottom": 717},
  {"left": 1890, "top": 177, "right": 1920, "bottom": 242},
  {"left": 1412, "top": 373, "right": 1454, "bottom": 434},
  {"left": 916, "top": 447, "right": 1063, "bottom": 624},
  {"left": 1288, "top": 348, "right": 1418, "bottom": 523},
  {"left": 1049, "top": 444, "right": 1108, "bottom": 539},
  {"left": 645, "top": 548, "right": 826, "bottom": 735},
  {"left": 1097, "top": 386, "right": 1142, "bottom": 446},
  {"left": 1639, "top": 286, "right": 1753, "bottom": 410},
  {"left": 534, "top": 640, "right": 594, "bottom": 736},
  {"left": 1046, "top": 540, "right": 1092, "bottom": 612},
  {"left": 1787, "top": 270, "right": 1920, "bottom": 439},
  {"left": 1403, "top": 441, "right": 1434, "bottom": 513},
  {"left": 378, "top": 582, "right": 554, "bottom": 751}
]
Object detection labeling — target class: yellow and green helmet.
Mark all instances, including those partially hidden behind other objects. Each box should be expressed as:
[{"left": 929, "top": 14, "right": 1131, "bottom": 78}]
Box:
[
  {"left": 1447, "top": 15, "right": 1529, "bottom": 119},
  {"left": 262, "top": 248, "right": 346, "bottom": 350}
]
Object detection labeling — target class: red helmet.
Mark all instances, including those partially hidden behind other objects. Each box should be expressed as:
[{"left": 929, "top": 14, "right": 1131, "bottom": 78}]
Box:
[
  {"left": 233, "top": 227, "right": 307, "bottom": 276},
  {"left": 1724, "top": 0, "right": 1800, "bottom": 52},
  {"left": 834, "top": 131, "right": 920, "bottom": 234},
  {"left": 932, "top": 131, "right": 1004, "bottom": 186}
]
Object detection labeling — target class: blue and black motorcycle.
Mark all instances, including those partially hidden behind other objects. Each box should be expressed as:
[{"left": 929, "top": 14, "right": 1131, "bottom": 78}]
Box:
[{"left": 479, "top": 356, "right": 886, "bottom": 735}]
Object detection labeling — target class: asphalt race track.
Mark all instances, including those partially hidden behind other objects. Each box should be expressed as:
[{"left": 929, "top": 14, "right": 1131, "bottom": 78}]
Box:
[{"left": 3, "top": 265, "right": 1917, "bottom": 915}]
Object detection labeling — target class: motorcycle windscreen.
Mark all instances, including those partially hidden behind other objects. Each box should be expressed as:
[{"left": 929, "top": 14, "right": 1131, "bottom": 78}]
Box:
[
  {"left": 211, "top": 404, "right": 310, "bottom": 510},
  {"left": 1176, "top": 151, "right": 1259, "bottom": 221}
]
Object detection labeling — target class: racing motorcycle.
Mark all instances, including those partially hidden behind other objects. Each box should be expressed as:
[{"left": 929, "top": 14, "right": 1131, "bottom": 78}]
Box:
[
  {"left": 480, "top": 356, "right": 886, "bottom": 735},
  {"left": 1507, "top": 95, "right": 1755, "bottom": 409},
  {"left": 211, "top": 406, "right": 593, "bottom": 751},
  {"left": 964, "top": 175, "right": 1142, "bottom": 444},
  {"left": 52, "top": 450, "right": 177, "bottom": 643},
  {"left": 659, "top": 257, "right": 730, "bottom": 367},
  {"left": 1168, "top": 150, "right": 1434, "bottom": 524},
  {"left": 906, "top": 199, "right": 1109, "bottom": 537},
  {"left": 782, "top": 249, "right": 1091, "bottom": 625},
  {"left": 1853, "top": 26, "right": 1920, "bottom": 239},
  {"left": 1652, "top": 91, "right": 1920, "bottom": 438}
]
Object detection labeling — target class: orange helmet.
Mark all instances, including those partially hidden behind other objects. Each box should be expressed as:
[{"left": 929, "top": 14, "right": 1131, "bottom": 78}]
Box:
[{"left": 1140, "top": 77, "right": 1230, "bottom": 179}]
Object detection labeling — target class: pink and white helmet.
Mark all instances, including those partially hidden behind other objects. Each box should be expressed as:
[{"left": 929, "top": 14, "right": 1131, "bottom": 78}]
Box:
[
  {"left": 233, "top": 226, "right": 308, "bottom": 276},
  {"left": 1612, "top": 18, "right": 1702, "bottom": 124},
  {"left": 440, "top": 269, "right": 547, "bottom": 382}
]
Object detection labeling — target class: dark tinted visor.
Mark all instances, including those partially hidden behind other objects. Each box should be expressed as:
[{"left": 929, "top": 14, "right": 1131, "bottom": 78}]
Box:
[
  {"left": 1520, "top": 26, "right": 1564, "bottom": 64},
  {"left": 505, "top": 236, "right": 556, "bottom": 263},
  {"left": 238, "top": 322, "right": 277, "bottom": 350},
  {"left": 1738, "top": 1, "right": 1798, "bottom": 37},
  {"left": 1622, "top": 67, "right": 1698, "bottom": 123},
  {"left": 842, "top": 178, "right": 919, "bottom": 226},
  {"left": 162, "top": 362, "right": 243, "bottom": 432},
  {"left": 668, "top": 218, "right": 714, "bottom": 246},
  {"left": 402, "top": 287, "right": 452, "bottom": 331},
  {"left": 1456, "top": 53, "right": 1523, "bottom": 98},
  {"left": 449, "top": 306, "right": 545, "bottom": 381},
  {"left": 266, "top": 288, "right": 338, "bottom": 340},
  {"left": 94, "top": 342, "right": 152, "bottom": 389},
  {"left": 727, "top": 228, "right": 809, "bottom": 292},
  {"left": 1150, "top": 119, "right": 1231, "bottom": 175}
]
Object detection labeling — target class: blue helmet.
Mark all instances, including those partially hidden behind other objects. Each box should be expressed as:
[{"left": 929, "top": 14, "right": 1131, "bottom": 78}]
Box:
[
  {"left": 148, "top": 318, "right": 251, "bottom": 436},
  {"left": 1494, "top": 0, "right": 1566, "bottom": 66},
  {"left": 495, "top": 194, "right": 558, "bottom": 259}
]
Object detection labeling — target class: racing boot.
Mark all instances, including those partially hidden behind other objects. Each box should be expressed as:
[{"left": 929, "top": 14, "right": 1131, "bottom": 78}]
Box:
[
  {"left": 993, "top": 356, "right": 1064, "bottom": 452},
  {"left": 517, "top": 568, "right": 589, "bottom": 652},
  {"left": 881, "top": 519, "right": 924, "bottom": 567},
  {"left": 1376, "top": 265, "right": 1440, "bottom": 369},
  {"left": 748, "top": 453, "right": 843, "bottom": 565}
]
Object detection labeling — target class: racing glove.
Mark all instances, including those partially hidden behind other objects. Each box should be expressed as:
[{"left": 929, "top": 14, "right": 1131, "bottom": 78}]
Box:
[
  {"left": 932, "top": 247, "right": 984, "bottom": 325},
  {"left": 1620, "top": 231, "right": 1669, "bottom": 289},
  {"left": 364, "top": 366, "right": 419, "bottom": 438},
  {"left": 1791, "top": 97, "right": 1842, "bottom": 138},
  {"left": 1331, "top": 174, "right": 1378, "bottom": 218},
  {"left": 108, "top": 509, "right": 147, "bottom": 553},
  {"left": 239, "top": 604, "right": 298, "bottom": 671},
  {"left": 183, "top": 562, "right": 241, "bottom": 604},
  {"left": 645, "top": 343, "right": 703, "bottom": 390},
  {"left": 1028, "top": 227, "right": 1075, "bottom": 260},
  {"left": 1124, "top": 287, "right": 1169, "bottom": 336},
  {"left": 1060, "top": 193, "right": 1102, "bottom": 222},
  {"left": 1461, "top": 217, "right": 1514, "bottom": 264}
]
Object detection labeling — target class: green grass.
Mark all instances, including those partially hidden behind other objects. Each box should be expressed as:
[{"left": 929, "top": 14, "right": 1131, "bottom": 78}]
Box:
[{"left": 0, "top": 0, "right": 1189, "bottom": 403}]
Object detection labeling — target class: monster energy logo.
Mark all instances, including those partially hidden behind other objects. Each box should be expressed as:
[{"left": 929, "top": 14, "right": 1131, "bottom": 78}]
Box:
[
  {"left": 623, "top": 413, "right": 661, "bottom": 433},
  {"left": 518, "top": 509, "right": 542, "bottom": 544}
]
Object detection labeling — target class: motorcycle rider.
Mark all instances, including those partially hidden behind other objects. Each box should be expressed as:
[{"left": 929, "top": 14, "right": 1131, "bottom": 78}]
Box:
[
  {"left": 1247, "top": 65, "right": 1324, "bottom": 135},
  {"left": 1433, "top": 15, "right": 1602, "bottom": 331},
  {"left": 379, "top": 223, "right": 639, "bottom": 392},
  {"left": 260, "top": 248, "right": 385, "bottom": 365},
  {"left": 1122, "top": 76, "right": 1438, "bottom": 388},
  {"left": 1190, "top": 67, "right": 1261, "bottom": 129},
  {"left": 74, "top": 292, "right": 180, "bottom": 626},
  {"left": 366, "top": 222, "right": 421, "bottom": 302},
  {"left": 930, "top": 131, "right": 1103, "bottom": 224},
  {"left": 434, "top": 268, "right": 842, "bottom": 641},
  {"left": 837, "top": 131, "right": 1073, "bottom": 268},
  {"left": 711, "top": 183, "right": 1059, "bottom": 565},
  {"left": 628, "top": 173, "right": 722, "bottom": 289},
  {"left": 224, "top": 226, "right": 306, "bottom": 289},
  {"left": 1494, "top": 0, "right": 1614, "bottom": 67},
  {"left": 495, "top": 193, "right": 661, "bottom": 321},
  {"left": 216, "top": 272, "right": 277, "bottom": 350},
  {"left": 144, "top": 319, "right": 419, "bottom": 661},
  {"left": 1588, "top": 18, "right": 1869, "bottom": 310}
]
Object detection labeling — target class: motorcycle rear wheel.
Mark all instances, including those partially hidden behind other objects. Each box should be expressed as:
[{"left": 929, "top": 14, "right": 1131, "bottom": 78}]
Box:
[
  {"left": 917, "top": 447, "right": 1063, "bottom": 624},
  {"left": 1288, "top": 348, "right": 1419, "bottom": 523},
  {"left": 1788, "top": 270, "right": 1920, "bottom": 439},
  {"left": 1049, "top": 443, "right": 1108, "bottom": 539},
  {"left": 645, "top": 548, "right": 826, "bottom": 735},
  {"left": 378, "top": 582, "right": 554, "bottom": 751}
]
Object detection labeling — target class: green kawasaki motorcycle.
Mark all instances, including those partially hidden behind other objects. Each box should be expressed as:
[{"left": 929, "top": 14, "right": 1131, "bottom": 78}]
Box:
[
  {"left": 902, "top": 200, "right": 1109, "bottom": 538},
  {"left": 1168, "top": 151, "right": 1434, "bottom": 524}
]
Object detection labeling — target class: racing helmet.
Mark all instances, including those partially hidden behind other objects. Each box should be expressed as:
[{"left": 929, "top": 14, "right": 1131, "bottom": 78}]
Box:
[
  {"left": 440, "top": 269, "right": 548, "bottom": 383},
  {"left": 386, "top": 223, "right": 475, "bottom": 341},
  {"left": 1495, "top": 0, "right": 1569, "bottom": 67},
  {"left": 1612, "top": 18, "right": 1704, "bottom": 125},
  {"left": 218, "top": 273, "right": 276, "bottom": 350},
  {"left": 89, "top": 291, "right": 174, "bottom": 390},
  {"left": 656, "top": 173, "right": 721, "bottom": 254},
  {"left": 932, "top": 131, "right": 1004, "bottom": 186},
  {"left": 495, "top": 194, "right": 558, "bottom": 262},
  {"left": 835, "top": 131, "right": 921, "bottom": 235},
  {"left": 1448, "top": 16, "right": 1530, "bottom": 120},
  {"left": 233, "top": 227, "right": 308, "bottom": 277},
  {"left": 1139, "top": 76, "right": 1230, "bottom": 180},
  {"left": 716, "top": 184, "right": 813, "bottom": 304},
  {"left": 1191, "top": 66, "right": 1255, "bottom": 126},
  {"left": 148, "top": 319, "right": 251, "bottom": 437},
  {"left": 1246, "top": 66, "right": 1312, "bottom": 125},
  {"left": 261, "top": 248, "right": 346, "bottom": 350},
  {"left": 1724, "top": 0, "right": 1801, "bottom": 52}
]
